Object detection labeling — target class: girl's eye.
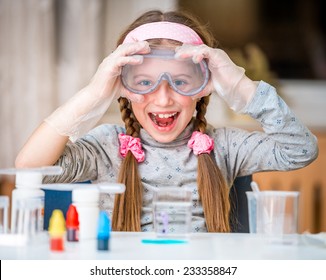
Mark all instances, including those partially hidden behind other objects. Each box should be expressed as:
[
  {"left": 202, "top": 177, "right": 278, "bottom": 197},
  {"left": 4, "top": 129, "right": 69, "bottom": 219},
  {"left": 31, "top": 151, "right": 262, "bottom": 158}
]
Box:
[
  {"left": 174, "top": 80, "right": 187, "bottom": 87},
  {"left": 138, "top": 80, "right": 152, "bottom": 86}
]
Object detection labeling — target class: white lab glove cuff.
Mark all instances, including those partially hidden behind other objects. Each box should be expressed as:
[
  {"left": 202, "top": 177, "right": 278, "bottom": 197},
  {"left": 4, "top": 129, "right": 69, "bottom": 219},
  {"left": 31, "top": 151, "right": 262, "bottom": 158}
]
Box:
[
  {"left": 44, "top": 86, "right": 115, "bottom": 142},
  {"left": 234, "top": 77, "right": 258, "bottom": 113},
  {"left": 216, "top": 73, "right": 258, "bottom": 112}
]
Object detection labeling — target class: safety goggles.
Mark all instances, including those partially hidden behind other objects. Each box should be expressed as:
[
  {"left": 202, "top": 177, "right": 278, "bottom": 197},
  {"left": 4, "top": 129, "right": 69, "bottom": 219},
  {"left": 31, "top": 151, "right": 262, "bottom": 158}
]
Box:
[{"left": 121, "top": 49, "right": 210, "bottom": 96}]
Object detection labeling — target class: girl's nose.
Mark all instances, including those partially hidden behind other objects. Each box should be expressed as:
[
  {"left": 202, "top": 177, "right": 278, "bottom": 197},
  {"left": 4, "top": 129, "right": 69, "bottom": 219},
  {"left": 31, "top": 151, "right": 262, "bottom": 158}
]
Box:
[{"left": 152, "top": 81, "right": 174, "bottom": 106}]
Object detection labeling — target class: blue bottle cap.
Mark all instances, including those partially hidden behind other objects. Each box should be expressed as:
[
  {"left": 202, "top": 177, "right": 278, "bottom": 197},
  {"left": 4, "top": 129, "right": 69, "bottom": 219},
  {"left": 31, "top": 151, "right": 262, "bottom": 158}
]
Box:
[{"left": 97, "top": 211, "right": 110, "bottom": 239}]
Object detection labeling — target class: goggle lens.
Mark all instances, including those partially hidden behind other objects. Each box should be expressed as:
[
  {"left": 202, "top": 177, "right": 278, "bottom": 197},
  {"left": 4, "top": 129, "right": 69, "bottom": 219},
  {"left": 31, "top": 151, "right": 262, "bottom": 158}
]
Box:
[{"left": 121, "top": 49, "right": 209, "bottom": 96}]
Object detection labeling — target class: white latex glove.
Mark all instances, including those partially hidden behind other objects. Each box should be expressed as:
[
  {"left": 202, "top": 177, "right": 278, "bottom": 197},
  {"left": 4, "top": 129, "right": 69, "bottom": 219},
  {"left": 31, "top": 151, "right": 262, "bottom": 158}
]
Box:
[
  {"left": 45, "top": 41, "right": 150, "bottom": 142},
  {"left": 175, "top": 44, "right": 258, "bottom": 112}
]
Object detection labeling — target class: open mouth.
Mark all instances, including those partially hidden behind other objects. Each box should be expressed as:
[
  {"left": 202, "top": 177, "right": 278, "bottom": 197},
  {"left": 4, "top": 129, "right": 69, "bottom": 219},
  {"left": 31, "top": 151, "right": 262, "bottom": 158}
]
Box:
[{"left": 149, "top": 112, "right": 179, "bottom": 127}]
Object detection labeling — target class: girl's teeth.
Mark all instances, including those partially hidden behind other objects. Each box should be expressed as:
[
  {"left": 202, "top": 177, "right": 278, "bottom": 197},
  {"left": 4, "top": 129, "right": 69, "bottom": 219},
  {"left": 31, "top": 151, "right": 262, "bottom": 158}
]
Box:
[{"left": 155, "top": 113, "right": 176, "bottom": 118}]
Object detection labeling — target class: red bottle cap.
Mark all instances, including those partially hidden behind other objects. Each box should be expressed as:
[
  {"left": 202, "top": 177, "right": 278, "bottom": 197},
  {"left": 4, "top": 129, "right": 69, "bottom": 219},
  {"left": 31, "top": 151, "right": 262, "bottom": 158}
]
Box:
[{"left": 66, "top": 204, "right": 79, "bottom": 229}]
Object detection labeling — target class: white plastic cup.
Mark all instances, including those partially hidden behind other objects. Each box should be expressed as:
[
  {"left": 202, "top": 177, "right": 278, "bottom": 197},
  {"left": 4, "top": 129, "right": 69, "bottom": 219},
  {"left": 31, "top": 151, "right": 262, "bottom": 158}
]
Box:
[
  {"left": 0, "top": 196, "right": 9, "bottom": 234},
  {"left": 246, "top": 191, "right": 299, "bottom": 244},
  {"left": 153, "top": 187, "right": 192, "bottom": 238}
]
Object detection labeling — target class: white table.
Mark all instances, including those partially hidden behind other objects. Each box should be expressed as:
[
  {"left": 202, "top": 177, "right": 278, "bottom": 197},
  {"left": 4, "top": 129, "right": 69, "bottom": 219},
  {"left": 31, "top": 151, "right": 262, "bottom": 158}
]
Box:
[{"left": 1, "top": 232, "right": 325, "bottom": 260}]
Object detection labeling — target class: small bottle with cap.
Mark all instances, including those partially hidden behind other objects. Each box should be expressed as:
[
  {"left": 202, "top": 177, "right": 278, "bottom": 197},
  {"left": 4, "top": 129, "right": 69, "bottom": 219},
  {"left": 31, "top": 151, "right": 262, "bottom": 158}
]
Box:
[
  {"left": 66, "top": 204, "right": 79, "bottom": 242},
  {"left": 97, "top": 210, "right": 111, "bottom": 251},
  {"left": 48, "top": 209, "right": 65, "bottom": 251}
]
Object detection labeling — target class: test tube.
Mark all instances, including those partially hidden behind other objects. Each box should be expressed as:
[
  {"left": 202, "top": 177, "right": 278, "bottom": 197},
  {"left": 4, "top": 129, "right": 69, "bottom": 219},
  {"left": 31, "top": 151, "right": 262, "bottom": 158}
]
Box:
[
  {"left": 12, "top": 197, "right": 43, "bottom": 236},
  {"left": 0, "top": 196, "right": 9, "bottom": 234}
]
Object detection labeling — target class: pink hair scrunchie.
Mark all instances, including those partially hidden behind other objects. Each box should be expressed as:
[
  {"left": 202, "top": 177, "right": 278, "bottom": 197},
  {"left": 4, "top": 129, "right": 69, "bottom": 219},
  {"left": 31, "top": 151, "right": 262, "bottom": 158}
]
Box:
[
  {"left": 187, "top": 131, "right": 214, "bottom": 155},
  {"left": 118, "top": 133, "right": 145, "bottom": 163}
]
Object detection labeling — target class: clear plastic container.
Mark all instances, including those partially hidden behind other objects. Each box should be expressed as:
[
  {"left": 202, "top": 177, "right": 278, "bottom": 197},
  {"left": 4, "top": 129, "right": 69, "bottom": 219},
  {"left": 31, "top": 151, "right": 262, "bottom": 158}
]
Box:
[{"left": 153, "top": 187, "right": 192, "bottom": 239}]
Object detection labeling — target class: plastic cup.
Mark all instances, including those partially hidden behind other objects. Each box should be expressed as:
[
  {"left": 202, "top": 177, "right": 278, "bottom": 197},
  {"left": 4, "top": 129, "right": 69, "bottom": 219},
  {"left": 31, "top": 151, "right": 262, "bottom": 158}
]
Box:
[
  {"left": 0, "top": 196, "right": 9, "bottom": 234},
  {"left": 153, "top": 188, "right": 192, "bottom": 238},
  {"left": 246, "top": 191, "right": 299, "bottom": 244}
]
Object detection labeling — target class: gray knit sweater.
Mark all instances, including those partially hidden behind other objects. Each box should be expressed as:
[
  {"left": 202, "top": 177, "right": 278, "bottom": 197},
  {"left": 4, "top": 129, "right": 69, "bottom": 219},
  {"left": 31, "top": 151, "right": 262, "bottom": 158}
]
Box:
[{"left": 44, "top": 81, "right": 318, "bottom": 232}]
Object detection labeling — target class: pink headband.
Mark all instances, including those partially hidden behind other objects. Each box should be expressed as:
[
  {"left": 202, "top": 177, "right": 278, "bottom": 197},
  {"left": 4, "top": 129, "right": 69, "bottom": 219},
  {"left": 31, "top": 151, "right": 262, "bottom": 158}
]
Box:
[{"left": 123, "top": 22, "right": 203, "bottom": 45}]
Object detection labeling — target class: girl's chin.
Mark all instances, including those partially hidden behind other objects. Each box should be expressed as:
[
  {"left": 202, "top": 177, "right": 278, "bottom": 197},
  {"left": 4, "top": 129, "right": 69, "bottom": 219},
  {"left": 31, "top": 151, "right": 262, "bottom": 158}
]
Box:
[{"left": 151, "top": 133, "right": 178, "bottom": 143}]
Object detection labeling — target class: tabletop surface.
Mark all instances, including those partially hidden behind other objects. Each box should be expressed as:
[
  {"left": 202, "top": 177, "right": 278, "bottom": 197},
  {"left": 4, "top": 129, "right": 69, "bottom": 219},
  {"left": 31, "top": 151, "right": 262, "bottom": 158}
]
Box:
[{"left": 1, "top": 231, "right": 326, "bottom": 260}]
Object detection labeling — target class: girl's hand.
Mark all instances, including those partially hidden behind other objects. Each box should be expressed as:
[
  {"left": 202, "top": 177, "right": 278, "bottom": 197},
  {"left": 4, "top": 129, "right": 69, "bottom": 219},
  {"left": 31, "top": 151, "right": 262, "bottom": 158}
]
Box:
[
  {"left": 89, "top": 41, "right": 151, "bottom": 103},
  {"left": 175, "top": 44, "right": 257, "bottom": 112}
]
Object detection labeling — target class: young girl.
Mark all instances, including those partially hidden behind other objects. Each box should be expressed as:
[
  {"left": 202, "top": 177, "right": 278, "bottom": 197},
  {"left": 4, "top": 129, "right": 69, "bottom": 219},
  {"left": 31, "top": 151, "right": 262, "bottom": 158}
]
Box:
[{"left": 15, "top": 10, "right": 318, "bottom": 233}]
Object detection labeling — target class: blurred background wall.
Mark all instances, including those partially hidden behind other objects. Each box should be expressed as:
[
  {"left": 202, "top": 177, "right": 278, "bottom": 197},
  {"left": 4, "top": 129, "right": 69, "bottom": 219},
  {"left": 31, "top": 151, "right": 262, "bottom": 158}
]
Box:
[
  {"left": 0, "top": 0, "right": 177, "bottom": 170},
  {"left": 0, "top": 0, "right": 325, "bottom": 232}
]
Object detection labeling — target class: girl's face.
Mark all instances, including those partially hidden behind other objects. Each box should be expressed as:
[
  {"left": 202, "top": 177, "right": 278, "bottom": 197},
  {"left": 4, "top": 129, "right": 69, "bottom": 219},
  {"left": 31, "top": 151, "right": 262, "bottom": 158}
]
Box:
[{"left": 131, "top": 83, "right": 197, "bottom": 143}]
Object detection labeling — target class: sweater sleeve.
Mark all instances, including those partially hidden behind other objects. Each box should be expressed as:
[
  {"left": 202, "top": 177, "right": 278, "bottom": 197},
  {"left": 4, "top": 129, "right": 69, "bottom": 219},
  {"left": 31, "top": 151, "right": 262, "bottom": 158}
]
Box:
[
  {"left": 43, "top": 124, "right": 123, "bottom": 184},
  {"left": 220, "top": 81, "right": 319, "bottom": 181}
]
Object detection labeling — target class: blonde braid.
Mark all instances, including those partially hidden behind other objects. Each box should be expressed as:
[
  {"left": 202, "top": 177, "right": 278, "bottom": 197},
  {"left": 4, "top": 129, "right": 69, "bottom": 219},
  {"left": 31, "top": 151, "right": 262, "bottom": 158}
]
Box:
[
  {"left": 112, "top": 97, "right": 143, "bottom": 231},
  {"left": 195, "top": 96, "right": 231, "bottom": 232}
]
